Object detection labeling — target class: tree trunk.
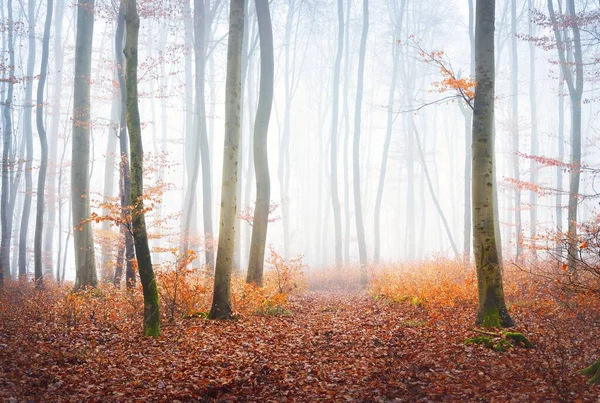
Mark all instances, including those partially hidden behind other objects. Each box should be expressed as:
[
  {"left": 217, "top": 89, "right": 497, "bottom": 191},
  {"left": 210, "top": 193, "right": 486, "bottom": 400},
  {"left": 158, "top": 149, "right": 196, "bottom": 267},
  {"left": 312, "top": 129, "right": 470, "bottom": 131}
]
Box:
[
  {"left": 472, "top": 0, "right": 513, "bottom": 328},
  {"left": 18, "top": 0, "right": 36, "bottom": 277},
  {"left": 510, "top": 0, "right": 522, "bottom": 261},
  {"left": 124, "top": 0, "right": 160, "bottom": 337},
  {"left": 556, "top": 67, "right": 564, "bottom": 242},
  {"left": 329, "top": 0, "right": 344, "bottom": 268},
  {"left": 72, "top": 0, "right": 98, "bottom": 290},
  {"left": 353, "top": 0, "right": 368, "bottom": 282},
  {"left": 209, "top": 0, "right": 244, "bottom": 320},
  {"left": 34, "top": 0, "right": 53, "bottom": 285},
  {"left": 246, "top": 0, "right": 273, "bottom": 286},
  {"left": 0, "top": 0, "right": 15, "bottom": 285},
  {"left": 43, "top": 0, "right": 64, "bottom": 278},
  {"left": 528, "top": 0, "right": 538, "bottom": 249},
  {"left": 342, "top": 0, "right": 351, "bottom": 265},
  {"left": 547, "top": 0, "right": 583, "bottom": 272},
  {"left": 100, "top": 98, "right": 118, "bottom": 281},
  {"left": 191, "top": 0, "right": 215, "bottom": 272},
  {"left": 115, "top": 4, "right": 136, "bottom": 289},
  {"left": 181, "top": 0, "right": 197, "bottom": 258},
  {"left": 463, "top": 0, "right": 474, "bottom": 260}
]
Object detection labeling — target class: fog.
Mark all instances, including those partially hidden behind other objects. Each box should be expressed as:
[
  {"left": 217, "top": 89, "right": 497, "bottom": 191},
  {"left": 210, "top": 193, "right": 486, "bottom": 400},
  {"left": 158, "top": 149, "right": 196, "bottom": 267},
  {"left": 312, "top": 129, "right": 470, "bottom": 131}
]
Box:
[{"left": 1, "top": 0, "right": 599, "bottom": 280}]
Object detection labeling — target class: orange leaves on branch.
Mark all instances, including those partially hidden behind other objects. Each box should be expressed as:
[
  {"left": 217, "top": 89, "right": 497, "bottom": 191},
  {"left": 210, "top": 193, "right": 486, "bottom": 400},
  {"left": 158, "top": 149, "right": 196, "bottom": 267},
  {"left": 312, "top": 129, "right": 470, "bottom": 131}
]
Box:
[
  {"left": 432, "top": 73, "right": 476, "bottom": 100},
  {"left": 409, "top": 38, "right": 476, "bottom": 107}
]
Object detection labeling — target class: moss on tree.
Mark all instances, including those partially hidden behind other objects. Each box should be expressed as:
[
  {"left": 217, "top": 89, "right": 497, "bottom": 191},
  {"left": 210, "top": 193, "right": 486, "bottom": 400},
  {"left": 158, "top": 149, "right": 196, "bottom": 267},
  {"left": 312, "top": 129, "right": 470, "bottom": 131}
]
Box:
[
  {"left": 502, "top": 331, "right": 534, "bottom": 349},
  {"left": 581, "top": 358, "right": 600, "bottom": 385}
]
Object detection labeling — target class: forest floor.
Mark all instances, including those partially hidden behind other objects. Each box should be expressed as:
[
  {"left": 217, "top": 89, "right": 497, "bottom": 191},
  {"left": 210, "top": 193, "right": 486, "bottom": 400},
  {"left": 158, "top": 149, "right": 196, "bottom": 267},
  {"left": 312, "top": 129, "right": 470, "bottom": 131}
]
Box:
[{"left": 0, "top": 282, "right": 599, "bottom": 402}]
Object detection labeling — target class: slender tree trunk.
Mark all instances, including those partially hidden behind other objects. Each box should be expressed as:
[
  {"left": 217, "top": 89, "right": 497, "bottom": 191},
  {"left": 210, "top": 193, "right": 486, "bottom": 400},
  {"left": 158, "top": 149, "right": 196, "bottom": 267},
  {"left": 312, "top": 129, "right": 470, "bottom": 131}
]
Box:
[
  {"left": 100, "top": 99, "right": 118, "bottom": 281},
  {"left": 181, "top": 0, "right": 197, "bottom": 256},
  {"left": 115, "top": 5, "right": 136, "bottom": 289},
  {"left": 548, "top": 0, "right": 583, "bottom": 272},
  {"left": 72, "top": 0, "right": 98, "bottom": 289},
  {"left": 124, "top": 0, "right": 160, "bottom": 337},
  {"left": 329, "top": 0, "right": 344, "bottom": 268},
  {"left": 528, "top": 0, "right": 538, "bottom": 249},
  {"left": 235, "top": 0, "right": 248, "bottom": 274},
  {"left": 246, "top": 0, "right": 273, "bottom": 286},
  {"left": 243, "top": 22, "right": 257, "bottom": 268},
  {"left": 34, "top": 0, "right": 53, "bottom": 285},
  {"left": 0, "top": 0, "right": 15, "bottom": 284},
  {"left": 209, "top": 0, "right": 244, "bottom": 320},
  {"left": 18, "top": 0, "right": 36, "bottom": 277},
  {"left": 472, "top": 0, "right": 513, "bottom": 328},
  {"left": 463, "top": 0, "right": 475, "bottom": 261},
  {"left": 113, "top": 162, "right": 125, "bottom": 287},
  {"left": 1, "top": 0, "right": 15, "bottom": 284},
  {"left": 510, "top": 0, "right": 522, "bottom": 261},
  {"left": 353, "top": 0, "right": 368, "bottom": 282},
  {"left": 556, "top": 67, "right": 564, "bottom": 240},
  {"left": 342, "top": 0, "right": 351, "bottom": 265},
  {"left": 43, "top": 0, "right": 64, "bottom": 277},
  {"left": 191, "top": 0, "right": 215, "bottom": 271}
]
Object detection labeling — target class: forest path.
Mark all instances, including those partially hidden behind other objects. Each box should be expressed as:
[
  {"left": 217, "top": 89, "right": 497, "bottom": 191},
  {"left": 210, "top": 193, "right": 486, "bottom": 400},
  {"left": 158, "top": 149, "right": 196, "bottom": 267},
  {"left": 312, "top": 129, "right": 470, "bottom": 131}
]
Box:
[{"left": 1, "top": 289, "right": 597, "bottom": 401}]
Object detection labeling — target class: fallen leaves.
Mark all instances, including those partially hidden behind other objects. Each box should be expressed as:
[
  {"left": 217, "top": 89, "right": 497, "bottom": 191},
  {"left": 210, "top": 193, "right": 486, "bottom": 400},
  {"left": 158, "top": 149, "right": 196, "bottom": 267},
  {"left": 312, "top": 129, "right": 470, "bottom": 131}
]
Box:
[{"left": 0, "top": 265, "right": 598, "bottom": 401}]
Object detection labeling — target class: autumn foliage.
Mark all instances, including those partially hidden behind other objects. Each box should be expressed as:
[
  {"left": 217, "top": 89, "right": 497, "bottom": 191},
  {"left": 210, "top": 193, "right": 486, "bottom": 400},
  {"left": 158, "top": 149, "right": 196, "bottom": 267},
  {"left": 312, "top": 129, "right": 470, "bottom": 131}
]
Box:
[{"left": 1, "top": 256, "right": 599, "bottom": 400}]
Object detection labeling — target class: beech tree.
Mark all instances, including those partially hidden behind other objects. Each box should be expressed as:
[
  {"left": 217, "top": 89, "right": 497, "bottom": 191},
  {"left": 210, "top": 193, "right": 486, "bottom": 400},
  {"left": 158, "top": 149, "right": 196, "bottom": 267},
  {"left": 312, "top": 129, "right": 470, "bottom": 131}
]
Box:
[
  {"left": 33, "top": 0, "right": 53, "bottom": 284},
  {"left": 72, "top": 0, "right": 98, "bottom": 289},
  {"left": 209, "top": 0, "right": 244, "bottom": 319},
  {"left": 124, "top": 0, "right": 160, "bottom": 337},
  {"left": 114, "top": 1, "right": 136, "bottom": 288},
  {"left": 547, "top": 0, "right": 583, "bottom": 272},
  {"left": 246, "top": 0, "right": 273, "bottom": 286},
  {"left": 0, "top": 0, "right": 15, "bottom": 286},
  {"left": 353, "top": 0, "right": 368, "bottom": 282},
  {"left": 472, "top": 0, "right": 513, "bottom": 327},
  {"left": 329, "top": 0, "right": 344, "bottom": 268}
]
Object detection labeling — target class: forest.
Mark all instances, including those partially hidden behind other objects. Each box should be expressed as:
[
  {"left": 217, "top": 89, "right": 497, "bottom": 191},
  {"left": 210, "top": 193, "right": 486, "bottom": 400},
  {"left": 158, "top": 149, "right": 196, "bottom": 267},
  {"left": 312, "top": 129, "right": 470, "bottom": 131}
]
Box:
[{"left": 1, "top": 0, "right": 600, "bottom": 400}]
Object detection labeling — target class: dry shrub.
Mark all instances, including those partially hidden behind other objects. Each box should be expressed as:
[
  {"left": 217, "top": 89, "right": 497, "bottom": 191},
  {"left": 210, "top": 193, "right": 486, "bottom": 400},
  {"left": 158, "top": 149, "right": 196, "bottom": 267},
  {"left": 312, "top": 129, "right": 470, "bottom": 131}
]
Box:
[
  {"left": 231, "top": 247, "right": 306, "bottom": 316},
  {"left": 370, "top": 258, "right": 477, "bottom": 316},
  {"left": 56, "top": 285, "right": 143, "bottom": 330},
  {"left": 154, "top": 248, "right": 211, "bottom": 320}
]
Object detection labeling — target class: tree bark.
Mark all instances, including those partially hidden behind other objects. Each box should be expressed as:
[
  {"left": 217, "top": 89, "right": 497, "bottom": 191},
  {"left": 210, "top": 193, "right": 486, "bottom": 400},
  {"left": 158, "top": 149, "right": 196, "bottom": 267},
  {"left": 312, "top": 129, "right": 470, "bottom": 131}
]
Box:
[
  {"left": 510, "top": 0, "right": 522, "bottom": 261},
  {"left": 209, "top": 0, "right": 244, "bottom": 320},
  {"left": 124, "top": 0, "right": 160, "bottom": 337},
  {"left": 472, "top": 0, "right": 514, "bottom": 328},
  {"left": 528, "top": 0, "right": 538, "bottom": 248},
  {"left": 44, "top": 0, "right": 64, "bottom": 278},
  {"left": 329, "top": 0, "right": 344, "bottom": 268},
  {"left": 72, "top": 0, "right": 98, "bottom": 290},
  {"left": 18, "top": 0, "right": 36, "bottom": 277},
  {"left": 353, "top": 0, "right": 368, "bottom": 282},
  {"left": 190, "top": 0, "right": 215, "bottom": 272},
  {"left": 0, "top": 0, "right": 15, "bottom": 285},
  {"left": 246, "top": 0, "right": 273, "bottom": 286},
  {"left": 547, "top": 0, "right": 583, "bottom": 272},
  {"left": 34, "top": 0, "right": 53, "bottom": 285},
  {"left": 115, "top": 5, "right": 136, "bottom": 289}
]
